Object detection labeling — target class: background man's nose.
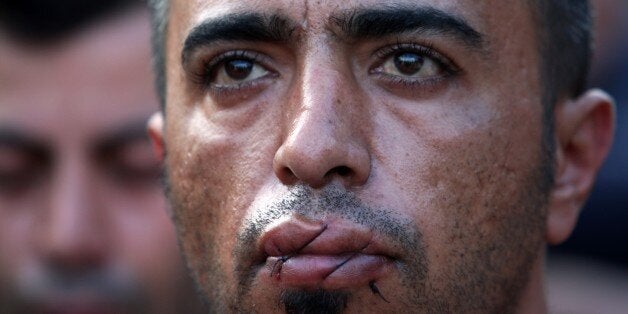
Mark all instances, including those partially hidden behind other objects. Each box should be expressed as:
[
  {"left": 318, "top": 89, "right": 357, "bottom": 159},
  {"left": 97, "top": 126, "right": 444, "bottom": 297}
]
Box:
[
  {"left": 273, "top": 63, "right": 371, "bottom": 189},
  {"left": 42, "top": 158, "right": 107, "bottom": 270}
]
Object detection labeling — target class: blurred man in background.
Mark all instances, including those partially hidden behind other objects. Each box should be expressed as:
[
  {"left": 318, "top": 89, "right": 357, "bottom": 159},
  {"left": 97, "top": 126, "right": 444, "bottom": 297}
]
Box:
[{"left": 0, "top": 1, "right": 204, "bottom": 313}]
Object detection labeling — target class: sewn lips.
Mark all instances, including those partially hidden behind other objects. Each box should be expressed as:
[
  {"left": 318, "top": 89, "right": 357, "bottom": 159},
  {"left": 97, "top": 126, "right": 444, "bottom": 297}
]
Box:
[{"left": 257, "top": 216, "right": 396, "bottom": 290}]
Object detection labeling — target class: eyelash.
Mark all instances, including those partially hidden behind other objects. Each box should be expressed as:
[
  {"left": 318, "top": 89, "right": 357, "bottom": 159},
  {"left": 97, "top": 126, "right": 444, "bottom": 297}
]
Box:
[
  {"left": 371, "top": 42, "right": 460, "bottom": 86},
  {"left": 193, "top": 43, "right": 459, "bottom": 96},
  {"left": 193, "top": 50, "right": 274, "bottom": 92}
]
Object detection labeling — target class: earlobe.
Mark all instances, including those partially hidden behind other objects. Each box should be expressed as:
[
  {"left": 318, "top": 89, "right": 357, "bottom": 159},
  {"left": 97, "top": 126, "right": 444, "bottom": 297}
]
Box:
[
  {"left": 147, "top": 111, "right": 166, "bottom": 163},
  {"left": 546, "top": 89, "right": 615, "bottom": 245}
]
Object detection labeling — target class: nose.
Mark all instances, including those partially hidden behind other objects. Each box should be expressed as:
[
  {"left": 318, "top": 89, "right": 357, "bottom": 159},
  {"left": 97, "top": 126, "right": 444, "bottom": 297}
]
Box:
[
  {"left": 42, "top": 154, "right": 107, "bottom": 270},
  {"left": 273, "top": 59, "right": 371, "bottom": 189}
]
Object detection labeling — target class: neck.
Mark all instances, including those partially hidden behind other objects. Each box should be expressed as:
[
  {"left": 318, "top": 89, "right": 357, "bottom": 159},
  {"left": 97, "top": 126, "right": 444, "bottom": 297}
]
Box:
[{"left": 515, "top": 251, "right": 547, "bottom": 314}]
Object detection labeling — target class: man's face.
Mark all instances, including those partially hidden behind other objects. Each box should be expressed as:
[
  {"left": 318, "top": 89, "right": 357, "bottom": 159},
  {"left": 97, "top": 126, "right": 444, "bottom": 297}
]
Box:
[
  {"left": 0, "top": 10, "right": 197, "bottom": 314},
  {"left": 161, "top": 0, "right": 551, "bottom": 312}
]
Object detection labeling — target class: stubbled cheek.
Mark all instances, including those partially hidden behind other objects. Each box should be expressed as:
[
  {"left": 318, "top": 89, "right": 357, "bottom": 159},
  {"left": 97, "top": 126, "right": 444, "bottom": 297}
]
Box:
[
  {"left": 165, "top": 104, "right": 281, "bottom": 294},
  {"left": 413, "top": 114, "right": 547, "bottom": 299}
]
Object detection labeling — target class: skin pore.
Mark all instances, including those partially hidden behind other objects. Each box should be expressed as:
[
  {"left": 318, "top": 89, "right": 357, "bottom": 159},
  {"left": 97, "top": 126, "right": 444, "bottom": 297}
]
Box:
[{"left": 149, "top": 0, "right": 615, "bottom": 313}]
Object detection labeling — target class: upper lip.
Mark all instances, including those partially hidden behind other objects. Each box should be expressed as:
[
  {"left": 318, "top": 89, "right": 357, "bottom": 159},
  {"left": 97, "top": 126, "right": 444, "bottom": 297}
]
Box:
[{"left": 255, "top": 215, "right": 401, "bottom": 262}]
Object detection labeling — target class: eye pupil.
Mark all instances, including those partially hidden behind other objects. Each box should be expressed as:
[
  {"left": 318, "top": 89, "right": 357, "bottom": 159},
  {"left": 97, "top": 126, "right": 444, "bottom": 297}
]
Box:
[
  {"left": 225, "top": 59, "right": 253, "bottom": 80},
  {"left": 394, "top": 52, "right": 424, "bottom": 75}
]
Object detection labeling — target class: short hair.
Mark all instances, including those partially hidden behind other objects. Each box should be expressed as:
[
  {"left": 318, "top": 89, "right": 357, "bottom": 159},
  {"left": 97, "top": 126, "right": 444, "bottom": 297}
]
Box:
[
  {"left": 149, "top": 0, "right": 170, "bottom": 112},
  {"left": 530, "top": 0, "right": 592, "bottom": 183},
  {"left": 531, "top": 0, "right": 592, "bottom": 109},
  {"left": 0, "top": 0, "right": 143, "bottom": 44},
  {"left": 148, "top": 0, "right": 592, "bottom": 112}
]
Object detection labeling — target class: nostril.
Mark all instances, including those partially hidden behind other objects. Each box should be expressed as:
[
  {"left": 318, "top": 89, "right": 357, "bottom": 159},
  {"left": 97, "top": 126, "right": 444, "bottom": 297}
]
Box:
[
  {"left": 327, "top": 166, "right": 352, "bottom": 177},
  {"left": 278, "top": 166, "right": 298, "bottom": 184}
]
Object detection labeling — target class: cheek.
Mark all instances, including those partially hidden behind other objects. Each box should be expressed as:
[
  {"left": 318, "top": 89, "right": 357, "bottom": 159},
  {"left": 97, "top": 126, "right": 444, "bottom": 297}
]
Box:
[
  {"left": 0, "top": 208, "right": 36, "bottom": 284},
  {"left": 420, "top": 125, "right": 543, "bottom": 239},
  {"left": 0, "top": 183, "right": 50, "bottom": 280},
  {"left": 371, "top": 92, "right": 547, "bottom": 285}
]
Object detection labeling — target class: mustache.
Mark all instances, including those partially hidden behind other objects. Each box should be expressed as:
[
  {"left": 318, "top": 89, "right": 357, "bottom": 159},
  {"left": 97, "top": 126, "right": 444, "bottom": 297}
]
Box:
[{"left": 234, "top": 184, "right": 424, "bottom": 293}]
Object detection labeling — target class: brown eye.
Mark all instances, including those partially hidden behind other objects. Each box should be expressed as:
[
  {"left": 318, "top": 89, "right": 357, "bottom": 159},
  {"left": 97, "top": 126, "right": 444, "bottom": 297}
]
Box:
[
  {"left": 212, "top": 57, "right": 270, "bottom": 86},
  {"left": 378, "top": 51, "right": 442, "bottom": 79},
  {"left": 394, "top": 53, "right": 425, "bottom": 75},
  {"left": 225, "top": 59, "right": 254, "bottom": 80},
  {"left": 371, "top": 44, "right": 456, "bottom": 84}
]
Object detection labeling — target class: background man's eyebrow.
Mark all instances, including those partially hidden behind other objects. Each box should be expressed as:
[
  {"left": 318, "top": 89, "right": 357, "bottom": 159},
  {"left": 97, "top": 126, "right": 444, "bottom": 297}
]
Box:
[
  {"left": 332, "top": 6, "right": 484, "bottom": 49},
  {"left": 182, "top": 13, "right": 296, "bottom": 65},
  {"left": 0, "top": 128, "right": 49, "bottom": 155}
]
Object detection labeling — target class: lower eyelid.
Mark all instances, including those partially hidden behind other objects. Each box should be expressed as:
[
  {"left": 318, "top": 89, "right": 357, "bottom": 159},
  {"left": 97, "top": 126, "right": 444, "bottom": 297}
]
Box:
[
  {"left": 207, "top": 73, "right": 278, "bottom": 101},
  {"left": 369, "top": 71, "right": 453, "bottom": 95},
  {"left": 212, "top": 70, "right": 276, "bottom": 87},
  {"left": 381, "top": 73, "right": 446, "bottom": 84}
]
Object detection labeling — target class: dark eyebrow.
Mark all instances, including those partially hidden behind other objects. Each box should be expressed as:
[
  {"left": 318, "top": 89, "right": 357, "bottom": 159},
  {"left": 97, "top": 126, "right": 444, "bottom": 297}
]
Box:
[
  {"left": 93, "top": 120, "right": 151, "bottom": 155},
  {"left": 182, "top": 13, "right": 297, "bottom": 65},
  {"left": 331, "top": 5, "right": 485, "bottom": 50},
  {"left": 0, "top": 127, "right": 50, "bottom": 157}
]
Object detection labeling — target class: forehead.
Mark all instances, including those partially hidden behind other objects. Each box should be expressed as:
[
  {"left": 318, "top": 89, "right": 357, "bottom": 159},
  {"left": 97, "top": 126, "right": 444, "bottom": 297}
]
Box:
[{"left": 0, "top": 10, "right": 157, "bottom": 143}]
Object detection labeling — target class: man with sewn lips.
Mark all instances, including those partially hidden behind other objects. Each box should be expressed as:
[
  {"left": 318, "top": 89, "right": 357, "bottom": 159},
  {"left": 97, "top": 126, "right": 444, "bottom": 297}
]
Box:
[{"left": 147, "top": 0, "right": 616, "bottom": 312}]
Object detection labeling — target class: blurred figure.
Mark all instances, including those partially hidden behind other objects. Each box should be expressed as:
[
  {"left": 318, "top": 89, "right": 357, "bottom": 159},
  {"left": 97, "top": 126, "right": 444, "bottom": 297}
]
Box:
[{"left": 0, "top": 1, "right": 203, "bottom": 313}]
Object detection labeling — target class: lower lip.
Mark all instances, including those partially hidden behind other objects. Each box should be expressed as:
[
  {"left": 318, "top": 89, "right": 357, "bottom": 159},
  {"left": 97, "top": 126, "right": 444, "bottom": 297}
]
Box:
[{"left": 265, "top": 253, "right": 393, "bottom": 290}]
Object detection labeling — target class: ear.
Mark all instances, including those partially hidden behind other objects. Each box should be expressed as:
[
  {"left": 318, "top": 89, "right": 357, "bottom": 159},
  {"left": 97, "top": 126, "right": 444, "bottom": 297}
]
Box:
[
  {"left": 546, "top": 89, "right": 615, "bottom": 245},
  {"left": 147, "top": 111, "right": 165, "bottom": 163}
]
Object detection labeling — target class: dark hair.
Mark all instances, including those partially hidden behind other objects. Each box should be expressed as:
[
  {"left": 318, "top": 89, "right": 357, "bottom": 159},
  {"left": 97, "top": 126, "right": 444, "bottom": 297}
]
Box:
[
  {"left": 530, "top": 0, "right": 592, "bottom": 188},
  {"left": 0, "top": 0, "right": 143, "bottom": 44},
  {"left": 148, "top": 0, "right": 592, "bottom": 112},
  {"left": 531, "top": 0, "right": 592, "bottom": 109},
  {"left": 148, "top": 0, "right": 170, "bottom": 111}
]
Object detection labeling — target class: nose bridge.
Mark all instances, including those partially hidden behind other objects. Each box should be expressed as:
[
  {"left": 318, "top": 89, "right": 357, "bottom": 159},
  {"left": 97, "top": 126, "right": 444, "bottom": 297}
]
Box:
[
  {"left": 44, "top": 148, "right": 107, "bottom": 267},
  {"left": 52, "top": 150, "right": 88, "bottom": 218},
  {"left": 273, "top": 49, "right": 371, "bottom": 188},
  {"left": 295, "top": 59, "right": 347, "bottom": 148}
]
